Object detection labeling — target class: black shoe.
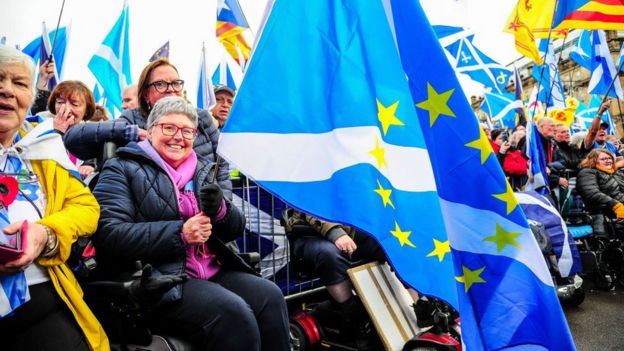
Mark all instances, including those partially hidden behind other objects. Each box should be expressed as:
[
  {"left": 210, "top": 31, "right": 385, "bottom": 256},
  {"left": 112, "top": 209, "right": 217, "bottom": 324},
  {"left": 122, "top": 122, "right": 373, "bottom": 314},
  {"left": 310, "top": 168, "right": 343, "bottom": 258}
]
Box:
[
  {"left": 339, "top": 297, "right": 379, "bottom": 351},
  {"left": 413, "top": 298, "right": 436, "bottom": 328}
]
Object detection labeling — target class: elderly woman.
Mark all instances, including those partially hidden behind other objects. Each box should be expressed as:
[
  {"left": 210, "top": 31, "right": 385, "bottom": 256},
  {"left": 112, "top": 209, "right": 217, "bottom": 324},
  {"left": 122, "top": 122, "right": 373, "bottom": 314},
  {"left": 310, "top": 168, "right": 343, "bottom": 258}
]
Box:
[
  {"left": 63, "top": 58, "right": 231, "bottom": 197},
  {"left": 92, "top": 96, "right": 289, "bottom": 351},
  {"left": 0, "top": 47, "right": 107, "bottom": 349},
  {"left": 576, "top": 149, "right": 624, "bottom": 221}
]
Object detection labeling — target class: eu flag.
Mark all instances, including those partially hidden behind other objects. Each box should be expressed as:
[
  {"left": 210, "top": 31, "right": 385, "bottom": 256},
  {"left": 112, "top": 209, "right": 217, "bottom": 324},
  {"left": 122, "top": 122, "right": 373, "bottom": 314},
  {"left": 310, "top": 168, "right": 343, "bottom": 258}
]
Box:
[
  {"left": 219, "top": 0, "right": 575, "bottom": 349},
  {"left": 390, "top": 0, "right": 574, "bottom": 349}
]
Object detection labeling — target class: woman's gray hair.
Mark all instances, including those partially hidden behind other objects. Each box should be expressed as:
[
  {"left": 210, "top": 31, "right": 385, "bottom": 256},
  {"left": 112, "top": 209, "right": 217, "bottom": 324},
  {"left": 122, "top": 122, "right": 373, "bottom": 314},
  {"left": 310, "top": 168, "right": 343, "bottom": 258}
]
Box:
[
  {"left": 0, "top": 45, "right": 37, "bottom": 98},
  {"left": 146, "top": 96, "right": 198, "bottom": 128},
  {"left": 510, "top": 130, "right": 525, "bottom": 148}
]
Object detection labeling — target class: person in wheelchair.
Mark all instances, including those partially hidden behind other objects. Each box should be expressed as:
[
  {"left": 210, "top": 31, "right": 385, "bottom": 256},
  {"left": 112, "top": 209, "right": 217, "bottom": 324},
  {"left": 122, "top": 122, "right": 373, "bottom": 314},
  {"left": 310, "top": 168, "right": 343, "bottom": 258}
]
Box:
[
  {"left": 92, "top": 96, "right": 290, "bottom": 351},
  {"left": 0, "top": 46, "right": 107, "bottom": 350},
  {"left": 576, "top": 149, "right": 624, "bottom": 238},
  {"left": 286, "top": 209, "right": 454, "bottom": 347}
]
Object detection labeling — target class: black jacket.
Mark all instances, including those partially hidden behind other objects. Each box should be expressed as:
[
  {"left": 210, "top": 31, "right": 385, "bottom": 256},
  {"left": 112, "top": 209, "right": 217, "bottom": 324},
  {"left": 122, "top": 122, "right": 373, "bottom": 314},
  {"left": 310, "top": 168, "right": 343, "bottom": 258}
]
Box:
[
  {"left": 92, "top": 142, "right": 251, "bottom": 305},
  {"left": 576, "top": 167, "right": 624, "bottom": 214},
  {"left": 63, "top": 107, "right": 232, "bottom": 199}
]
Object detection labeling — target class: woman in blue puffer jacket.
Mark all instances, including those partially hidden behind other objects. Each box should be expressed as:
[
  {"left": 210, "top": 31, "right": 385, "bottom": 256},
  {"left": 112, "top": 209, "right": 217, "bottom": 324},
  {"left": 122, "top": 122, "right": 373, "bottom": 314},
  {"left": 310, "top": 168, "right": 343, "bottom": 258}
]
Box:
[{"left": 92, "top": 96, "right": 289, "bottom": 351}]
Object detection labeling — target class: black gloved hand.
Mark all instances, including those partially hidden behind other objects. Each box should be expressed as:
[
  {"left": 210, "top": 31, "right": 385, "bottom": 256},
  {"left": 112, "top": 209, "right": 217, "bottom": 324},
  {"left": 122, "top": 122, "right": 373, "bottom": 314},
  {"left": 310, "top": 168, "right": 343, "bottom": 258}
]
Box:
[
  {"left": 128, "top": 264, "right": 188, "bottom": 304},
  {"left": 199, "top": 183, "right": 224, "bottom": 218}
]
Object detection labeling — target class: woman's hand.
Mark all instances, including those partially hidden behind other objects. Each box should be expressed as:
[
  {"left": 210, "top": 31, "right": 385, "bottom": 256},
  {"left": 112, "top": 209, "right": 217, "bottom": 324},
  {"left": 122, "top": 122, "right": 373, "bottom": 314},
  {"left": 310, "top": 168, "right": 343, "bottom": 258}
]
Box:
[
  {"left": 334, "top": 235, "right": 357, "bottom": 257},
  {"left": 182, "top": 212, "right": 212, "bottom": 245},
  {"left": 499, "top": 141, "right": 511, "bottom": 154},
  {"left": 78, "top": 165, "right": 95, "bottom": 179},
  {"left": 0, "top": 221, "right": 48, "bottom": 275},
  {"left": 53, "top": 103, "right": 76, "bottom": 134}
]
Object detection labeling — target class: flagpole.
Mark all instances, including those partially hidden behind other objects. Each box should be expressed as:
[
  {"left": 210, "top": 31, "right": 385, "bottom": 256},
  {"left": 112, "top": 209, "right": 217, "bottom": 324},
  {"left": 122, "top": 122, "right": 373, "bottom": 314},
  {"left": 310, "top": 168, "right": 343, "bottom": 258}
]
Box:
[
  {"left": 49, "top": 0, "right": 67, "bottom": 62},
  {"left": 530, "top": 0, "right": 561, "bottom": 119}
]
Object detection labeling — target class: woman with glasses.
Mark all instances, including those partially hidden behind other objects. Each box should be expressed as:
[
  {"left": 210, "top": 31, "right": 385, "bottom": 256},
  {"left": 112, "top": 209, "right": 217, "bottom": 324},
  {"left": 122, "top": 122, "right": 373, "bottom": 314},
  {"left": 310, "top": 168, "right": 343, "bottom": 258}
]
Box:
[
  {"left": 92, "top": 96, "right": 290, "bottom": 351},
  {"left": 576, "top": 149, "right": 624, "bottom": 222},
  {"left": 63, "top": 58, "right": 232, "bottom": 198}
]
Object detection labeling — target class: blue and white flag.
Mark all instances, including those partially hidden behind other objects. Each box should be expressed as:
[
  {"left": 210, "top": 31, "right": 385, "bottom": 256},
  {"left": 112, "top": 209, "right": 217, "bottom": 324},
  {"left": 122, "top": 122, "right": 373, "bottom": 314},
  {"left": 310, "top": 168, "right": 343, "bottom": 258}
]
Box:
[
  {"left": 211, "top": 58, "right": 237, "bottom": 90},
  {"left": 482, "top": 91, "right": 521, "bottom": 129},
  {"left": 88, "top": 0, "right": 131, "bottom": 115},
  {"left": 569, "top": 30, "right": 592, "bottom": 70},
  {"left": 589, "top": 30, "right": 623, "bottom": 100},
  {"left": 39, "top": 22, "right": 59, "bottom": 91},
  {"left": 93, "top": 84, "right": 103, "bottom": 104},
  {"left": 434, "top": 25, "right": 512, "bottom": 94},
  {"left": 22, "top": 25, "right": 69, "bottom": 82},
  {"left": 576, "top": 95, "right": 615, "bottom": 134},
  {"left": 532, "top": 41, "right": 566, "bottom": 108},
  {"left": 618, "top": 43, "right": 624, "bottom": 71},
  {"left": 526, "top": 122, "right": 549, "bottom": 192},
  {"left": 0, "top": 37, "right": 6, "bottom": 46},
  {"left": 220, "top": 0, "right": 574, "bottom": 350},
  {"left": 517, "top": 191, "right": 582, "bottom": 278},
  {"left": 197, "top": 44, "right": 216, "bottom": 110}
]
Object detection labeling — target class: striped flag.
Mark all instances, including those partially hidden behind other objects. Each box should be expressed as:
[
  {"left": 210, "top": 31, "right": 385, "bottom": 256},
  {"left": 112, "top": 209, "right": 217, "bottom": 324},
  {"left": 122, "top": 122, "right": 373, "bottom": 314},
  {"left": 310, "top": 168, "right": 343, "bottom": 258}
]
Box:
[
  {"left": 553, "top": 0, "right": 624, "bottom": 30},
  {"left": 197, "top": 43, "right": 216, "bottom": 110},
  {"left": 216, "top": 0, "right": 251, "bottom": 66}
]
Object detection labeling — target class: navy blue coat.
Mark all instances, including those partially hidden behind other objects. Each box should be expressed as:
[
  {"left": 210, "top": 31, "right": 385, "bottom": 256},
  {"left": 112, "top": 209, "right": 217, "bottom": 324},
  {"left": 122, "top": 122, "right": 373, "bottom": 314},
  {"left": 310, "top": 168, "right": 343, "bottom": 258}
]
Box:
[
  {"left": 63, "top": 107, "right": 232, "bottom": 199},
  {"left": 92, "top": 142, "right": 251, "bottom": 305}
]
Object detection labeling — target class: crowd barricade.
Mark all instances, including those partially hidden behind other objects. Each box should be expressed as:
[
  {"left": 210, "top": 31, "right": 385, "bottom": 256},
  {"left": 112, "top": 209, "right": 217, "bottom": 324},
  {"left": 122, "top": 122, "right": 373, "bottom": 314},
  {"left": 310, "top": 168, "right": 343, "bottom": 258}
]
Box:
[{"left": 231, "top": 176, "right": 322, "bottom": 296}]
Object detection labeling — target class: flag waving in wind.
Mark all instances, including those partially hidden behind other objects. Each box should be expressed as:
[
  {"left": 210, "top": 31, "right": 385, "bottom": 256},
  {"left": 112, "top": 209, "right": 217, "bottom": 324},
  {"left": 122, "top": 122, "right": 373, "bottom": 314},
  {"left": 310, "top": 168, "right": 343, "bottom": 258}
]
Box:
[
  {"left": 88, "top": 0, "right": 131, "bottom": 115},
  {"left": 216, "top": 0, "right": 252, "bottom": 66},
  {"left": 553, "top": 0, "right": 624, "bottom": 30},
  {"left": 197, "top": 43, "right": 216, "bottom": 110},
  {"left": 589, "top": 30, "right": 623, "bottom": 99},
  {"left": 219, "top": 0, "right": 574, "bottom": 349}
]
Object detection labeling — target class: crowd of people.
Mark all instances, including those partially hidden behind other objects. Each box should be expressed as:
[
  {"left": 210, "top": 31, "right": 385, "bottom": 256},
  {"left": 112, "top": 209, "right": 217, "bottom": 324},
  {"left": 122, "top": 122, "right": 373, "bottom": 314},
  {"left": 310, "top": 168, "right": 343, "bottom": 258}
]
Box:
[{"left": 1, "top": 39, "right": 623, "bottom": 350}]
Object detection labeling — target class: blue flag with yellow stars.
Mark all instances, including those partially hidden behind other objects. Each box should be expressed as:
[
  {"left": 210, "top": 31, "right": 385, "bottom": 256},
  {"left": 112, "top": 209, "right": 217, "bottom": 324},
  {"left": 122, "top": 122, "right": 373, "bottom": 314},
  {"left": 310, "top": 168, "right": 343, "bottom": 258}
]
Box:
[
  {"left": 390, "top": 0, "right": 574, "bottom": 349},
  {"left": 218, "top": 0, "right": 575, "bottom": 349}
]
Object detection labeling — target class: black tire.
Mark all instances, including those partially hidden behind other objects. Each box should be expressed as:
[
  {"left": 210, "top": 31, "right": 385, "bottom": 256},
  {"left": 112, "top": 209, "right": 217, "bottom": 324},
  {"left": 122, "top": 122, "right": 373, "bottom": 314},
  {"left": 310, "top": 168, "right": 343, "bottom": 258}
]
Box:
[
  {"left": 289, "top": 321, "right": 311, "bottom": 351},
  {"left": 563, "top": 288, "right": 585, "bottom": 307},
  {"left": 594, "top": 272, "right": 615, "bottom": 291}
]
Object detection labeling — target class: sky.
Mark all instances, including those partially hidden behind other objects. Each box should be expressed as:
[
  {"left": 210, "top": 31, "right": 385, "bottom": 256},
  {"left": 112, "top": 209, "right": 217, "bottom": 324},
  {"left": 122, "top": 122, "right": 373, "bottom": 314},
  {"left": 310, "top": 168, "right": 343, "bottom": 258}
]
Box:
[{"left": 0, "top": 0, "right": 520, "bottom": 105}]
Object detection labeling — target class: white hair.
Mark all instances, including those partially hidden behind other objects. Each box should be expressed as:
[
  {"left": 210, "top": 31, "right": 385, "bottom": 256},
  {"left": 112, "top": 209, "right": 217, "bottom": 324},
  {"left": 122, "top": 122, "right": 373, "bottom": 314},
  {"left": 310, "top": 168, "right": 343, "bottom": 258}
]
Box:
[
  {"left": 147, "top": 96, "right": 198, "bottom": 128},
  {"left": 0, "top": 45, "right": 37, "bottom": 98}
]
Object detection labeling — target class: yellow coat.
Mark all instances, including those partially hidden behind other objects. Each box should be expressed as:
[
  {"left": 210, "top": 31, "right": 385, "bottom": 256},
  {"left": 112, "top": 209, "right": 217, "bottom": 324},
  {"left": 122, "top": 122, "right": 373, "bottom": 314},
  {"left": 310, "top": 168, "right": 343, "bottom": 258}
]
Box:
[{"left": 32, "top": 160, "right": 109, "bottom": 351}]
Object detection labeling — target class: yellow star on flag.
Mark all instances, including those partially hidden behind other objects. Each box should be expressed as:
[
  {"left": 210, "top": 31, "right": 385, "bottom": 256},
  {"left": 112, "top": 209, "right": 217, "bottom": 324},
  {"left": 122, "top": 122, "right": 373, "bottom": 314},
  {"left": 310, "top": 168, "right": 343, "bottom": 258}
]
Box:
[
  {"left": 492, "top": 182, "right": 519, "bottom": 215},
  {"left": 426, "top": 238, "right": 450, "bottom": 262},
  {"left": 374, "top": 179, "right": 395, "bottom": 209},
  {"left": 377, "top": 99, "right": 405, "bottom": 136},
  {"left": 465, "top": 127, "right": 493, "bottom": 165},
  {"left": 455, "top": 265, "right": 486, "bottom": 293},
  {"left": 368, "top": 138, "right": 387, "bottom": 170},
  {"left": 390, "top": 221, "right": 415, "bottom": 248},
  {"left": 415, "top": 82, "right": 456, "bottom": 127},
  {"left": 484, "top": 223, "right": 522, "bottom": 253}
]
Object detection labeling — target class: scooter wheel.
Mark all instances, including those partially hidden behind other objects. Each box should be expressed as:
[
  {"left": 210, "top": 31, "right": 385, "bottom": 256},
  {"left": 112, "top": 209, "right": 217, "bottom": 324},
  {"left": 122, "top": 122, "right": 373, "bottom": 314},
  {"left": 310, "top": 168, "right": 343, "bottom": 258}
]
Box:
[{"left": 289, "top": 321, "right": 310, "bottom": 351}]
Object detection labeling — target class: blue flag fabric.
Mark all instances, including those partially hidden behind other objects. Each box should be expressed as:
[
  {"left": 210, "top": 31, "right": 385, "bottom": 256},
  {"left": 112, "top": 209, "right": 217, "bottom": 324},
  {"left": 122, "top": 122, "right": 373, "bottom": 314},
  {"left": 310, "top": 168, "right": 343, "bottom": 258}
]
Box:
[
  {"left": 389, "top": 0, "right": 574, "bottom": 349},
  {"left": 570, "top": 30, "right": 592, "bottom": 70},
  {"left": 513, "top": 66, "right": 527, "bottom": 127},
  {"left": 88, "top": 1, "right": 131, "bottom": 115},
  {"left": 197, "top": 45, "right": 216, "bottom": 110},
  {"left": 532, "top": 42, "right": 566, "bottom": 108},
  {"left": 219, "top": 0, "right": 575, "bottom": 349},
  {"left": 93, "top": 84, "right": 102, "bottom": 104},
  {"left": 211, "top": 61, "right": 237, "bottom": 90},
  {"left": 219, "top": 0, "right": 456, "bottom": 308},
  {"left": 22, "top": 26, "right": 68, "bottom": 80},
  {"left": 149, "top": 41, "right": 169, "bottom": 62},
  {"left": 482, "top": 91, "right": 521, "bottom": 129},
  {"left": 39, "top": 23, "right": 58, "bottom": 91},
  {"left": 517, "top": 191, "right": 583, "bottom": 277},
  {"left": 526, "top": 123, "right": 549, "bottom": 192},
  {"left": 434, "top": 26, "right": 512, "bottom": 94},
  {"left": 589, "top": 30, "right": 623, "bottom": 100}
]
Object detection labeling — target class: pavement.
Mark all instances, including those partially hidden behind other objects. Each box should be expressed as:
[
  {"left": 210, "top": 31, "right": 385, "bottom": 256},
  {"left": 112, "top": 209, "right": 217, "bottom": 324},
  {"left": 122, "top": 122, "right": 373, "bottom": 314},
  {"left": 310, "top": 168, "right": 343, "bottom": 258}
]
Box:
[{"left": 564, "top": 284, "right": 624, "bottom": 351}]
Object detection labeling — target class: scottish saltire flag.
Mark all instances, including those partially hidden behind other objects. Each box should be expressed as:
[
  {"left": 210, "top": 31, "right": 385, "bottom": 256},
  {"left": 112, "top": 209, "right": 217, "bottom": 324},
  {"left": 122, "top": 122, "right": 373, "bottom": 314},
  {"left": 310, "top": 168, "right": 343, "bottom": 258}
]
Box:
[
  {"left": 575, "top": 99, "right": 593, "bottom": 130},
  {"left": 39, "top": 23, "right": 58, "bottom": 91},
  {"left": 22, "top": 25, "right": 69, "bottom": 81},
  {"left": 149, "top": 41, "right": 169, "bottom": 62},
  {"left": 589, "top": 30, "right": 623, "bottom": 99},
  {"left": 88, "top": 1, "right": 131, "bottom": 115},
  {"left": 217, "top": 0, "right": 251, "bottom": 66},
  {"left": 197, "top": 44, "right": 216, "bottom": 110},
  {"left": 93, "top": 84, "right": 103, "bottom": 104},
  {"left": 526, "top": 85, "right": 544, "bottom": 119},
  {"left": 434, "top": 26, "right": 512, "bottom": 94},
  {"left": 553, "top": 0, "right": 624, "bottom": 30},
  {"left": 482, "top": 92, "right": 521, "bottom": 129},
  {"left": 211, "top": 59, "right": 237, "bottom": 90},
  {"left": 391, "top": 1, "right": 573, "bottom": 349},
  {"left": 219, "top": 0, "right": 456, "bottom": 309},
  {"left": 532, "top": 42, "right": 566, "bottom": 108},
  {"left": 517, "top": 191, "right": 583, "bottom": 277},
  {"left": 618, "top": 43, "right": 624, "bottom": 69},
  {"left": 570, "top": 30, "right": 593, "bottom": 70},
  {"left": 513, "top": 66, "right": 527, "bottom": 126},
  {"left": 587, "top": 95, "right": 615, "bottom": 133}
]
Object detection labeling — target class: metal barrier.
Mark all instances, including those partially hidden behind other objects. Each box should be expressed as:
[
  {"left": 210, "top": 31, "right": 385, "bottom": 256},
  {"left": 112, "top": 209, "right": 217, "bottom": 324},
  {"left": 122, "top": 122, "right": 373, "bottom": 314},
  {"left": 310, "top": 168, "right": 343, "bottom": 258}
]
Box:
[{"left": 232, "top": 176, "right": 322, "bottom": 296}]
